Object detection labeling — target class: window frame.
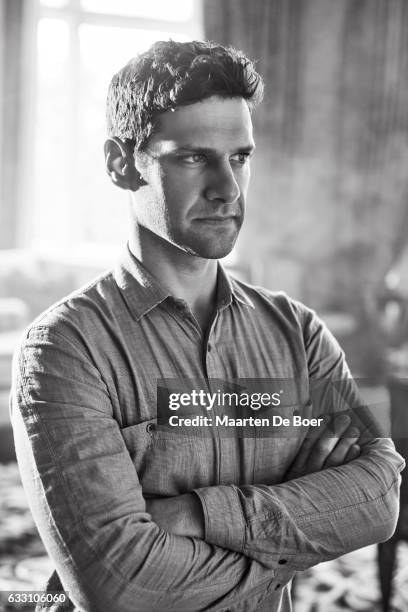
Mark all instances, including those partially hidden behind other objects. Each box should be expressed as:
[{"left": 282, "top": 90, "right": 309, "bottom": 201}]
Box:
[{"left": 19, "top": 0, "right": 203, "bottom": 253}]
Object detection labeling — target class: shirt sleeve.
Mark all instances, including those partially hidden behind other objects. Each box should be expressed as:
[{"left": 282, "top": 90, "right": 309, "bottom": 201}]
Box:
[
  {"left": 11, "top": 324, "right": 279, "bottom": 612},
  {"left": 194, "top": 303, "right": 405, "bottom": 575}
]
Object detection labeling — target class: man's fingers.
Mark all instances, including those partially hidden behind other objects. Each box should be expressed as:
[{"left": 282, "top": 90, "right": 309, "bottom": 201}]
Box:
[
  {"left": 304, "top": 413, "right": 351, "bottom": 472},
  {"left": 282, "top": 405, "right": 318, "bottom": 476},
  {"left": 323, "top": 427, "right": 360, "bottom": 468},
  {"left": 285, "top": 412, "right": 351, "bottom": 479},
  {"left": 344, "top": 443, "right": 360, "bottom": 463}
]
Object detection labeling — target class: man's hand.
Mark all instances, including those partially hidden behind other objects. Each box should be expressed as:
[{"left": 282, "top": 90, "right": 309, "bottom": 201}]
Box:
[
  {"left": 145, "top": 493, "right": 205, "bottom": 539},
  {"left": 285, "top": 413, "right": 361, "bottom": 481}
]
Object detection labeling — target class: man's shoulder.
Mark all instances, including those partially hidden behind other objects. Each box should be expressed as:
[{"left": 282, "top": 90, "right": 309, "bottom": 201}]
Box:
[
  {"left": 229, "top": 276, "right": 348, "bottom": 377},
  {"left": 228, "top": 274, "right": 315, "bottom": 323},
  {"left": 22, "top": 268, "right": 119, "bottom": 342}
]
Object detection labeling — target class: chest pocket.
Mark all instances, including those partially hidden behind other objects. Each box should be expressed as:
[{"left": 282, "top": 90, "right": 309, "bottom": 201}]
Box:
[{"left": 121, "top": 420, "right": 218, "bottom": 496}]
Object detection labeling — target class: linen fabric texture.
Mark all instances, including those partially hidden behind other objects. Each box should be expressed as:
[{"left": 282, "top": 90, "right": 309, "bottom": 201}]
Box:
[{"left": 10, "top": 246, "right": 405, "bottom": 611}]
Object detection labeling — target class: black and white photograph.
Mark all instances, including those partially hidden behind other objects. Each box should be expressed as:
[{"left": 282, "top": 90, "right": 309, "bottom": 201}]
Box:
[{"left": 1, "top": 1, "right": 408, "bottom": 611}]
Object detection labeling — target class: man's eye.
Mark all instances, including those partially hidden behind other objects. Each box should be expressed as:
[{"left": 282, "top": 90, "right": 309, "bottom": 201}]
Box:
[
  {"left": 231, "top": 152, "right": 251, "bottom": 164},
  {"left": 180, "top": 153, "right": 206, "bottom": 164}
]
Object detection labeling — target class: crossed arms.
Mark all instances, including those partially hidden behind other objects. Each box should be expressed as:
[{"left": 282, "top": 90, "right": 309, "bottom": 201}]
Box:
[
  {"left": 11, "top": 323, "right": 405, "bottom": 612},
  {"left": 145, "top": 412, "right": 363, "bottom": 539}
]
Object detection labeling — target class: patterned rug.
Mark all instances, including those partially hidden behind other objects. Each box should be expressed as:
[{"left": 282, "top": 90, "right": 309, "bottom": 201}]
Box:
[
  {"left": 294, "top": 545, "right": 408, "bottom": 611},
  {"left": 1, "top": 462, "right": 407, "bottom": 611}
]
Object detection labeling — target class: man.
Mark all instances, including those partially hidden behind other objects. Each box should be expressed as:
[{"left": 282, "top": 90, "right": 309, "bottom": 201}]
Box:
[{"left": 11, "top": 40, "right": 404, "bottom": 611}]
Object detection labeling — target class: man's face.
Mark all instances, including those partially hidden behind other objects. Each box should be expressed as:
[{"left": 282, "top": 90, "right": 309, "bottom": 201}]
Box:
[{"left": 132, "top": 96, "right": 255, "bottom": 259}]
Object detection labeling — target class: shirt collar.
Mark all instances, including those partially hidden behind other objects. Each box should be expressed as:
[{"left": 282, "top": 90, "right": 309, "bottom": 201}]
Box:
[
  {"left": 114, "top": 244, "right": 255, "bottom": 321},
  {"left": 114, "top": 246, "right": 171, "bottom": 321},
  {"left": 216, "top": 264, "right": 255, "bottom": 311}
]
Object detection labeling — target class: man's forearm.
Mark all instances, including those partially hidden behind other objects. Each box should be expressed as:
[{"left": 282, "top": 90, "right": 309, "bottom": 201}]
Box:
[
  {"left": 193, "top": 438, "right": 404, "bottom": 571},
  {"left": 150, "top": 437, "right": 403, "bottom": 574}
]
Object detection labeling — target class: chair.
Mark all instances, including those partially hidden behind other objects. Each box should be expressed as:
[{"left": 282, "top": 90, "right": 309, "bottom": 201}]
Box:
[{"left": 378, "top": 377, "right": 408, "bottom": 611}]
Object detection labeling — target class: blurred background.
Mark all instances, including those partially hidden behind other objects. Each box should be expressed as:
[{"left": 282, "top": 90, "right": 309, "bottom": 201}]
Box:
[{"left": 1, "top": 0, "right": 408, "bottom": 610}]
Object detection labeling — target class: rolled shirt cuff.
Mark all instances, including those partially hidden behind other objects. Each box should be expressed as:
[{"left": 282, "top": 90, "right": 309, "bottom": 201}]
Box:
[{"left": 194, "top": 485, "right": 246, "bottom": 552}]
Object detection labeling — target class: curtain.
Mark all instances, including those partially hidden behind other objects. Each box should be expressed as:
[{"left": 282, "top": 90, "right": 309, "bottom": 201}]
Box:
[
  {"left": 205, "top": 0, "right": 303, "bottom": 160},
  {"left": 0, "top": 0, "right": 27, "bottom": 249},
  {"left": 204, "top": 0, "right": 408, "bottom": 313}
]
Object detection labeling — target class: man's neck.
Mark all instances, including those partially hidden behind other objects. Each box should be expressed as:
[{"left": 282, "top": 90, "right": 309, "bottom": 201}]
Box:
[{"left": 128, "top": 231, "right": 218, "bottom": 333}]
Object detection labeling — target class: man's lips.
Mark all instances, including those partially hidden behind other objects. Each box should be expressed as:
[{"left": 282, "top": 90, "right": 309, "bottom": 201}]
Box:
[{"left": 194, "top": 215, "right": 240, "bottom": 222}]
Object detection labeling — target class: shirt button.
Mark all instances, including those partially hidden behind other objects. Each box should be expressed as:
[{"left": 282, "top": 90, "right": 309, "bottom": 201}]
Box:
[
  {"left": 278, "top": 559, "right": 287, "bottom": 565},
  {"left": 146, "top": 423, "right": 155, "bottom": 433},
  {"left": 275, "top": 584, "right": 281, "bottom": 590}
]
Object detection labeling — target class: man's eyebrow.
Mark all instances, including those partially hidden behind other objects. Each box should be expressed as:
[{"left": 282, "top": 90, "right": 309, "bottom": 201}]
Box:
[{"left": 174, "top": 144, "right": 256, "bottom": 154}]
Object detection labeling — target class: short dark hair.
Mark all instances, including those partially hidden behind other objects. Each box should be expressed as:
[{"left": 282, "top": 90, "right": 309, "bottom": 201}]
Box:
[{"left": 106, "top": 39, "right": 264, "bottom": 150}]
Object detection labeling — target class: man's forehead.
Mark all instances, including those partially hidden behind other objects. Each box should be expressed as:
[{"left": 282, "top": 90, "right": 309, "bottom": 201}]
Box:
[{"left": 149, "top": 96, "right": 254, "bottom": 150}]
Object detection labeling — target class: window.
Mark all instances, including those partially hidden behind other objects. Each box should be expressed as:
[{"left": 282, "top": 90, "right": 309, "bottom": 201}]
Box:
[{"left": 28, "top": 0, "right": 203, "bottom": 251}]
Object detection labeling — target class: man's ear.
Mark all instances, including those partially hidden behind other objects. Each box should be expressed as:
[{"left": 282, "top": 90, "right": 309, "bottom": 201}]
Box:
[{"left": 104, "top": 137, "right": 144, "bottom": 191}]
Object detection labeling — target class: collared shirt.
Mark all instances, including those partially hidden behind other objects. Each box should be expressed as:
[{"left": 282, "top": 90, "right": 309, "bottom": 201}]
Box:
[{"left": 11, "top": 246, "right": 404, "bottom": 612}]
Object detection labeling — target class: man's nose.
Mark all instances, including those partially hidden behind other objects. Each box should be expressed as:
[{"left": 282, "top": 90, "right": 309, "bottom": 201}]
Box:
[{"left": 204, "top": 161, "right": 241, "bottom": 204}]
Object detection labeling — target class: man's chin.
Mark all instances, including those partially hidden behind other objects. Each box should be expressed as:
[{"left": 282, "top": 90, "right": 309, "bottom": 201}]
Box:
[
  {"left": 184, "top": 239, "right": 237, "bottom": 260},
  {"left": 181, "top": 224, "right": 241, "bottom": 259}
]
